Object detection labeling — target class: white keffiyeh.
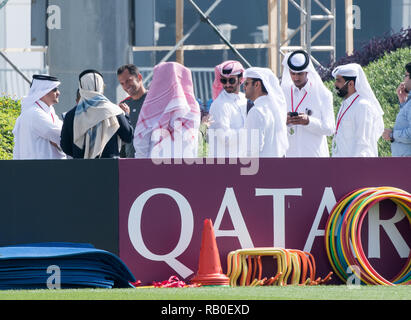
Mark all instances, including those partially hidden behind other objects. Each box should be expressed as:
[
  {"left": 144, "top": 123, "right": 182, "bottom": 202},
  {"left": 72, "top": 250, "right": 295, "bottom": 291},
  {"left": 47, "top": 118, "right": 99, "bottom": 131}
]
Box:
[
  {"left": 244, "top": 67, "right": 289, "bottom": 157},
  {"left": 74, "top": 71, "right": 123, "bottom": 159}
]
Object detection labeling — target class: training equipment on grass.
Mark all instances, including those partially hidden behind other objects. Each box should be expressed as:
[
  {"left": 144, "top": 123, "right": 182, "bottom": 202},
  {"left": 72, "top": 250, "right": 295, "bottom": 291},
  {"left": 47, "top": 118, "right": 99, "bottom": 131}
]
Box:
[
  {"left": 190, "top": 219, "right": 230, "bottom": 286},
  {"left": 152, "top": 275, "right": 200, "bottom": 288},
  {"left": 226, "top": 247, "right": 332, "bottom": 286},
  {"left": 0, "top": 242, "right": 136, "bottom": 289},
  {"left": 325, "top": 186, "right": 411, "bottom": 285}
]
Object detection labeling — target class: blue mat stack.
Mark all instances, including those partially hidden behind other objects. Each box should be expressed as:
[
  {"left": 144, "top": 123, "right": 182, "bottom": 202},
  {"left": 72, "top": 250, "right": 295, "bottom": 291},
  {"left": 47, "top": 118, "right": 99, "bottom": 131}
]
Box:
[{"left": 0, "top": 243, "right": 136, "bottom": 289}]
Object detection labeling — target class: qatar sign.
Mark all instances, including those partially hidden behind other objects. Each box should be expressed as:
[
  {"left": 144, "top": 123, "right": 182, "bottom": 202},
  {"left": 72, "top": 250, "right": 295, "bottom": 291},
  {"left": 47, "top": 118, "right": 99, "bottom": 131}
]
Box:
[{"left": 119, "top": 158, "right": 411, "bottom": 285}]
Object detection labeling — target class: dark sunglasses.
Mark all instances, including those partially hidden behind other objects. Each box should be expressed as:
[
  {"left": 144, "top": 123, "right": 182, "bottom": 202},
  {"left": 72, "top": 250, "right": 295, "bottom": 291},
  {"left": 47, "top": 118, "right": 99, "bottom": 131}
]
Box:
[
  {"left": 220, "top": 77, "right": 237, "bottom": 85},
  {"left": 51, "top": 87, "right": 59, "bottom": 92}
]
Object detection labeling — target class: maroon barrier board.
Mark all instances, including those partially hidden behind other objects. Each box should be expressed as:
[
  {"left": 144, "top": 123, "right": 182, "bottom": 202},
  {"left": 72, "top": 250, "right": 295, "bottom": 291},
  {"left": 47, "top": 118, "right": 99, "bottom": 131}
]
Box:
[{"left": 119, "top": 158, "right": 411, "bottom": 285}]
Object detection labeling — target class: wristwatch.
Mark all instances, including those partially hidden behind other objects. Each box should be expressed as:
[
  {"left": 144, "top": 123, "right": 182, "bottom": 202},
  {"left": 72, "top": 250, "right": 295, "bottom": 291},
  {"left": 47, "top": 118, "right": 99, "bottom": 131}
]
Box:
[{"left": 389, "top": 131, "right": 395, "bottom": 143}]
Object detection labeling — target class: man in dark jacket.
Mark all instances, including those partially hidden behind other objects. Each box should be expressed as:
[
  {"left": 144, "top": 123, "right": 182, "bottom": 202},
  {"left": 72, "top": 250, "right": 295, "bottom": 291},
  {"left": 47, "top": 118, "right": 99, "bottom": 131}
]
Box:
[
  {"left": 117, "top": 64, "right": 148, "bottom": 157},
  {"left": 60, "top": 69, "right": 133, "bottom": 158}
]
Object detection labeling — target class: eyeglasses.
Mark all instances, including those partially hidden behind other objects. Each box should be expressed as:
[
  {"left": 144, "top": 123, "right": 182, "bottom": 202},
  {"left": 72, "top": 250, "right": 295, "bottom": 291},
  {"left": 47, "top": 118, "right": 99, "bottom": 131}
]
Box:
[
  {"left": 51, "top": 87, "right": 59, "bottom": 92},
  {"left": 220, "top": 77, "right": 237, "bottom": 85}
]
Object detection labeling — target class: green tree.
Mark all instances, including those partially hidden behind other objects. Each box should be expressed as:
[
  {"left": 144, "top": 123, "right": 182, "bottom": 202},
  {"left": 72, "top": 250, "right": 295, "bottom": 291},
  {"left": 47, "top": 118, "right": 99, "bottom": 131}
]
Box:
[{"left": 0, "top": 96, "right": 21, "bottom": 160}]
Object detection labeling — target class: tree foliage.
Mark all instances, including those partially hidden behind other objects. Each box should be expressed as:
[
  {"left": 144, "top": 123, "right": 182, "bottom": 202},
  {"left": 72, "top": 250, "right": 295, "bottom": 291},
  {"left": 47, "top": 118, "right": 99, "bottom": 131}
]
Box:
[{"left": 0, "top": 96, "right": 20, "bottom": 160}]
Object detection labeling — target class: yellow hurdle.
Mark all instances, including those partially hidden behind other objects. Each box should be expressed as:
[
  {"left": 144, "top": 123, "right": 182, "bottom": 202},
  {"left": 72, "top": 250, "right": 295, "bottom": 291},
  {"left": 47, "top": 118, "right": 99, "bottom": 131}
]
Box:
[{"left": 226, "top": 247, "right": 333, "bottom": 287}]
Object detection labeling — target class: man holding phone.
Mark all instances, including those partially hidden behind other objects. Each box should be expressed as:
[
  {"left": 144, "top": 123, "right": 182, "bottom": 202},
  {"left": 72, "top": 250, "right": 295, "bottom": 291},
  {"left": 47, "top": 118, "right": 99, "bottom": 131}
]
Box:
[{"left": 281, "top": 50, "right": 335, "bottom": 157}]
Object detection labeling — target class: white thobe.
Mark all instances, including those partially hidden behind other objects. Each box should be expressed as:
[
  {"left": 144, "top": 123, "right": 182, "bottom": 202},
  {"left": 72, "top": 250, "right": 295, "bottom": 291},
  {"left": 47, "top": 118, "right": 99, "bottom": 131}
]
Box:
[
  {"left": 13, "top": 100, "right": 66, "bottom": 159},
  {"left": 245, "top": 95, "right": 283, "bottom": 157},
  {"left": 283, "top": 82, "right": 335, "bottom": 157},
  {"left": 332, "top": 93, "right": 381, "bottom": 157},
  {"left": 208, "top": 90, "right": 247, "bottom": 158},
  {"left": 134, "top": 124, "right": 199, "bottom": 159}
]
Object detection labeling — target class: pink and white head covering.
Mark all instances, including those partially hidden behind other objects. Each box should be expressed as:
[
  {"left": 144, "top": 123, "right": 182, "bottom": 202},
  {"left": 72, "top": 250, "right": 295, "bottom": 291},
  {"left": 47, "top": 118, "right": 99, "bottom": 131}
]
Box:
[
  {"left": 135, "top": 62, "right": 201, "bottom": 147},
  {"left": 212, "top": 60, "right": 245, "bottom": 100}
]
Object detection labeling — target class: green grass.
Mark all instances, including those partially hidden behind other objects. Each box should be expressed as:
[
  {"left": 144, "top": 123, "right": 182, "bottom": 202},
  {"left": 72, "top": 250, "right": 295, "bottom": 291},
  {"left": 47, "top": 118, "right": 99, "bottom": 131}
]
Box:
[{"left": 0, "top": 285, "right": 410, "bottom": 300}]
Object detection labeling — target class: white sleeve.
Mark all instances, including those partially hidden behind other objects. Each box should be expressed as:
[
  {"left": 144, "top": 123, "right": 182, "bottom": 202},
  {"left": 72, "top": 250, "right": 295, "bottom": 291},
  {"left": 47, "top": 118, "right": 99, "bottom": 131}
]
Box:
[
  {"left": 305, "top": 91, "right": 335, "bottom": 136},
  {"left": 353, "top": 104, "right": 375, "bottom": 157},
  {"left": 30, "top": 109, "right": 63, "bottom": 145},
  {"left": 209, "top": 101, "right": 241, "bottom": 146},
  {"left": 245, "top": 108, "right": 265, "bottom": 156},
  {"left": 133, "top": 130, "right": 151, "bottom": 158}
]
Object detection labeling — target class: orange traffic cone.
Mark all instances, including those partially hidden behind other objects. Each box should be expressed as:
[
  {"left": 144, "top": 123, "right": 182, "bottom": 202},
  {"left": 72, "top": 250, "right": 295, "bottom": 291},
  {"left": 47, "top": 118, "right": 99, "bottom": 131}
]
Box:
[{"left": 190, "top": 219, "right": 230, "bottom": 286}]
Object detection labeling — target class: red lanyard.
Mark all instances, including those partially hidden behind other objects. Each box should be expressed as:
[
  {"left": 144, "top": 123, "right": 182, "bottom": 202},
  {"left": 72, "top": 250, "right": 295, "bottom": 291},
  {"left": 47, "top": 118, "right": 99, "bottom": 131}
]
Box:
[
  {"left": 335, "top": 94, "right": 359, "bottom": 134},
  {"left": 36, "top": 101, "right": 54, "bottom": 123},
  {"left": 291, "top": 87, "right": 308, "bottom": 113}
]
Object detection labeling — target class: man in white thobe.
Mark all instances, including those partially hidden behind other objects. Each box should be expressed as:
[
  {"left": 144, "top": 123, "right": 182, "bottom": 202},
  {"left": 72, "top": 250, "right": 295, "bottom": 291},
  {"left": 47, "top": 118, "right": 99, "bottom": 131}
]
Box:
[
  {"left": 281, "top": 50, "right": 335, "bottom": 157},
  {"left": 331, "top": 63, "right": 384, "bottom": 157},
  {"left": 242, "top": 67, "right": 289, "bottom": 157},
  {"left": 207, "top": 60, "right": 247, "bottom": 158},
  {"left": 13, "top": 74, "right": 66, "bottom": 159}
]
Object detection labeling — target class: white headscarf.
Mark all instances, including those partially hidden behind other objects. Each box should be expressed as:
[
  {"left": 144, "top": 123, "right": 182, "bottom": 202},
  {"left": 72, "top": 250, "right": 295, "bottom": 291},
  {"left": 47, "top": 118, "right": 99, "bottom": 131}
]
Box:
[
  {"left": 281, "top": 51, "right": 333, "bottom": 111},
  {"left": 78, "top": 70, "right": 105, "bottom": 100},
  {"left": 13, "top": 75, "right": 61, "bottom": 142},
  {"left": 332, "top": 63, "right": 384, "bottom": 136},
  {"left": 21, "top": 75, "right": 60, "bottom": 112},
  {"left": 244, "top": 67, "right": 289, "bottom": 157},
  {"left": 74, "top": 70, "right": 123, "bottom": 158}
]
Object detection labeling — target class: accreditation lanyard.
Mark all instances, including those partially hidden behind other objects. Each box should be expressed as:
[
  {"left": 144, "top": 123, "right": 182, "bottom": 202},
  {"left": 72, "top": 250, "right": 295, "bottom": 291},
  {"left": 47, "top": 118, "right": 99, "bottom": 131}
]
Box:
[
  {"left": 335, "top": 94, "right": 360, "bottom": 135},
  {"left": 291, "top": 87, "right": 308, "bottom": 113},
  {"left": 35, "top": 101, "right": 55, "bottom": 123}
]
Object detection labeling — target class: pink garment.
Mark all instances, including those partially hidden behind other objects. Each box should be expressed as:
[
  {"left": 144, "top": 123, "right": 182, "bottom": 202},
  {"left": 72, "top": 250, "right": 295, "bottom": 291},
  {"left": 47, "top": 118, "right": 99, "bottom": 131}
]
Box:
[
  {"left": 135, "top": 62, "right": 200, "bottom": 147},
  {"left": 212, "top": 60, "right": 245, "bottom": 100}
]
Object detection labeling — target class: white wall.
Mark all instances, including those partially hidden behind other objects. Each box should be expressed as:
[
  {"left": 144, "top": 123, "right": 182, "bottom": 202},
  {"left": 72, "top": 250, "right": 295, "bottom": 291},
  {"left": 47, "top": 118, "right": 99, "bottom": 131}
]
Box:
[
  {"left": 403, "top": 0, "right": 411, "bottom": 29},
  {"left": 0, "top": 0, "right": 44, "bottom": 70},
  {"left": 391, "top": 0, "right": 411, "bottom": 32},
  {"left": 0, "top": 2, "right": 6, "bottom": 69}
]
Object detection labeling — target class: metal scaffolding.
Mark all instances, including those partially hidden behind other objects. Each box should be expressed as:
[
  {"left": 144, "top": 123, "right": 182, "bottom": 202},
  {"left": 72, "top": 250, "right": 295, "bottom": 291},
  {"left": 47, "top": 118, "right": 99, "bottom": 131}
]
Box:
[
  {"left": 133, "top": 0, "right": 350, "bottom": 78},
  {"left": 273, "top": 0, "right": 337, "bottom": 73}
]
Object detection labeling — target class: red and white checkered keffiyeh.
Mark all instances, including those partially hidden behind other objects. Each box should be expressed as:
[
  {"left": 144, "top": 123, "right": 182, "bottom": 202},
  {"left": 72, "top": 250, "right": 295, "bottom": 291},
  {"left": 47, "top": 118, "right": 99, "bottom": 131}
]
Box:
[
  {"left": 135, "top": 62, "right": 201, "bottom": 149},
  {"left": 212, "top": 60, "right": 245, "bottom": 100}
]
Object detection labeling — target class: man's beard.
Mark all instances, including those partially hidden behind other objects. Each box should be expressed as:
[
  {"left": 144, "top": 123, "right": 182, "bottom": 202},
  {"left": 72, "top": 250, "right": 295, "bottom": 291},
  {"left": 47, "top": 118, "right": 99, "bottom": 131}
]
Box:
[
  {"left": 225, "top": 86, "right": 238, "bottom": 93},
  {"left": 335, "top": 86, "right": 348, "bottom": 98}
]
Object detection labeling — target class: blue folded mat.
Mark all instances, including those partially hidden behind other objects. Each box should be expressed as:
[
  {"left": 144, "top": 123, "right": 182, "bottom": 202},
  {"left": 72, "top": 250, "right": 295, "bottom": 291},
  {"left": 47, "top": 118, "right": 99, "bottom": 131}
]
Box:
[{"left": 0, "top": 242, "right": 136, "bottom": 289}]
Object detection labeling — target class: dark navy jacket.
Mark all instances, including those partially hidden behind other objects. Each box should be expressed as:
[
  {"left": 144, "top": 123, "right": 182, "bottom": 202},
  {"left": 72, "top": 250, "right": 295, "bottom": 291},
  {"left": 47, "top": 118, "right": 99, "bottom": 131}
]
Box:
[{"left": 60, "top": 106, "right": 133, "bottom": 159}]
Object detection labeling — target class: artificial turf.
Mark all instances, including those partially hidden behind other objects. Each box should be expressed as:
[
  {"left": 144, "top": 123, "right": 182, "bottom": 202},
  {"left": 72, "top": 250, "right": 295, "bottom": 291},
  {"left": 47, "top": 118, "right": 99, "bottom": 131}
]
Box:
[{"left": 0, "top": 285, "right": 410, "bottom": 300}]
